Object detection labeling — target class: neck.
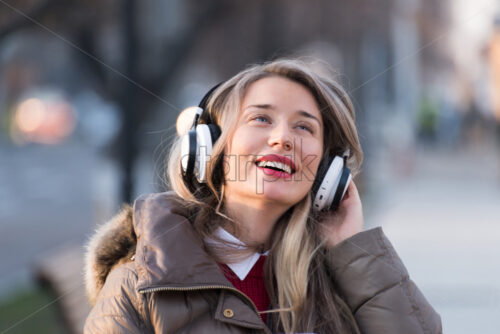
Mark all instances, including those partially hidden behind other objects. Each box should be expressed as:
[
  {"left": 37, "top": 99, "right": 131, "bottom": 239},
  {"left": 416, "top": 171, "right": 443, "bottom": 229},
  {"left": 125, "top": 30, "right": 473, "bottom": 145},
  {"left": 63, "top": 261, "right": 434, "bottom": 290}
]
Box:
[{"left": 221, "top": 194, "right": 290, "bottom": 251}]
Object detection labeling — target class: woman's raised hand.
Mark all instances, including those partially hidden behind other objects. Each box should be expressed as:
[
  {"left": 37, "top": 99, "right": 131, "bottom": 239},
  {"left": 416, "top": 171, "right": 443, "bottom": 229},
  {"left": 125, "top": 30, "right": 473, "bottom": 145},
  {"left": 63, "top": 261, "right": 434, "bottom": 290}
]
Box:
[{"left": 319, "top": 180, "right": 364, "bottom": 249}]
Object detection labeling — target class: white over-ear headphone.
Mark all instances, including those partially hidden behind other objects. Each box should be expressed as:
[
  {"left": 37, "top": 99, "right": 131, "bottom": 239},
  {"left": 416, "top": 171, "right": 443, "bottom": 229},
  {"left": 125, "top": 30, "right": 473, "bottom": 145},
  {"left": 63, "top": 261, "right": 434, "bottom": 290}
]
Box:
[
  {"left": 179, "top": 84, "right": 222, "bottom": 186},
  {"left": 178, "top": 83, "right": 351, "bottom": 212},
  {"left": 311, "top": 149, "right": 352, "bottom": 211}
]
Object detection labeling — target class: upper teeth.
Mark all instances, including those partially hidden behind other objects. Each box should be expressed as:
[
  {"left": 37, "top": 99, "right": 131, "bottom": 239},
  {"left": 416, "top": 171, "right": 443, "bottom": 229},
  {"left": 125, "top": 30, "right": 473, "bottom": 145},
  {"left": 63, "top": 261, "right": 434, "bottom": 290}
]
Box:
[{"left": 256, "top": 160, "right": 292, "bottom": 174}]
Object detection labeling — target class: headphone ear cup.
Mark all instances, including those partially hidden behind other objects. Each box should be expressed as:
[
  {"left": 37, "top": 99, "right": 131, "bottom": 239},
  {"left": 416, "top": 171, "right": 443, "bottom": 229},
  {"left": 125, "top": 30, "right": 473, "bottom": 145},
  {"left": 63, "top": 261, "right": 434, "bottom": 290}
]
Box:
[
  {"left": 181, "top": 129, "right": 198, "bottom": 178},
  {"left": 180, "top": 123, "right": 221, "bottom": 187},
  {"left": 312, "top": 155, "right": 345, "bottom": 212},
  {"left": 311, "top": 154, "right": 334, "bottom": 197},
  {"left": 193, "top": 123, "right": 222, "bottom": 183},
  {"left": 330, "top": 167, "right": 351, "bottom": 210},
  {"left": 194, "top": 124, "right": 213, "bottom": 183}
]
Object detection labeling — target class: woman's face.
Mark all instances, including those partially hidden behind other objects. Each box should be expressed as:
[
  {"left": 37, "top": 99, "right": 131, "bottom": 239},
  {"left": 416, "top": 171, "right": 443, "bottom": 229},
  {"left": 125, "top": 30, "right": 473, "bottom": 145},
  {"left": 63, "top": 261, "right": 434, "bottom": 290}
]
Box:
[{"left": 223, "top": 76, "right": 324, "bottom": 209}]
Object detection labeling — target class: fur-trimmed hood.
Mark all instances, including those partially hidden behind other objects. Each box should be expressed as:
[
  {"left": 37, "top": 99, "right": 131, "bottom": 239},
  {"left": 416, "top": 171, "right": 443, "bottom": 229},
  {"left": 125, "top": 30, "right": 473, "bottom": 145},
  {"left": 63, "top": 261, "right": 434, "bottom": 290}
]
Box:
[
  {"left": 84, "top": 192, "right": 231, "bottom": 307},
  {"left": 84, "top": 204, "right": 136, "bottom": 306}
]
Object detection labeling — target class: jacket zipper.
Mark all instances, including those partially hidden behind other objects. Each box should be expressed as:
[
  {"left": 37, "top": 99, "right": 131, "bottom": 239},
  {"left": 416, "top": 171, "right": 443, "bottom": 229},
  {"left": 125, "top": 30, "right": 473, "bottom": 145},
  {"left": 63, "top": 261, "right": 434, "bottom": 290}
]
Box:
[{"left": 138, "top": 285, "right": 261, "bottom": 317}]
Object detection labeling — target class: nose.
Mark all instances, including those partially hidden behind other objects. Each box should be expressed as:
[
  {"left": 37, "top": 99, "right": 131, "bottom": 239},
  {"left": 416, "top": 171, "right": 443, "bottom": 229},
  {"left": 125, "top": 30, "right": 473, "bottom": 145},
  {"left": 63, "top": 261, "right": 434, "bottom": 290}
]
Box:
[{"left": 268, "top": 123, "right": 293, "bottom": 151}]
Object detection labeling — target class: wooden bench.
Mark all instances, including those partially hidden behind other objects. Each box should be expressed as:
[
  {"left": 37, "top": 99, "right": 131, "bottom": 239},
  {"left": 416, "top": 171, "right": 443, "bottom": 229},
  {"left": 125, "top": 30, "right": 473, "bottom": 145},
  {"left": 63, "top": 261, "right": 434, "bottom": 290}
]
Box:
[{"left": 34, "top": 244, "right": 90, "bottom": 334}]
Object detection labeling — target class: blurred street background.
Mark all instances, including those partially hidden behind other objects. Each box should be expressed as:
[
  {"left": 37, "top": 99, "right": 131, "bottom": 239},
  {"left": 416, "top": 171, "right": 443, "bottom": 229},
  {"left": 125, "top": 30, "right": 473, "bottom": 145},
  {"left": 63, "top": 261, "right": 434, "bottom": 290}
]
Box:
[{"left": 1, "top": 0, "right": 499, "bottom": 333}]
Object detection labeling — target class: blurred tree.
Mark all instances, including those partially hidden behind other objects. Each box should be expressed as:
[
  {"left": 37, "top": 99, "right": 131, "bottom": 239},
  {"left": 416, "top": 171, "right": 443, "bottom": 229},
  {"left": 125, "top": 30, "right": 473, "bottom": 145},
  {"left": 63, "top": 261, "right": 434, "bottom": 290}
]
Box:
[{"left": 0, "top": 0, "right": 229, "bottom": 202}]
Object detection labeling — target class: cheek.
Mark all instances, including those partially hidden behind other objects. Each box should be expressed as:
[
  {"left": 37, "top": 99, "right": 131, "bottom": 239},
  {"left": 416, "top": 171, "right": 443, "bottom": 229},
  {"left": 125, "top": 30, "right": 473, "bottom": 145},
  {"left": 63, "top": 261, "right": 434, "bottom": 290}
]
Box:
[
  {"left": 310, "top": 157, "right": 323, "bottom": 183},
  {"left": 303, "top": 142, "right": 323, "bottom": 166},
  {"left": 232, "top": 130, "right": 260, "bottom": 157},
  {"left": 223, "top": 135, "right": 255, "bottom": 182}
]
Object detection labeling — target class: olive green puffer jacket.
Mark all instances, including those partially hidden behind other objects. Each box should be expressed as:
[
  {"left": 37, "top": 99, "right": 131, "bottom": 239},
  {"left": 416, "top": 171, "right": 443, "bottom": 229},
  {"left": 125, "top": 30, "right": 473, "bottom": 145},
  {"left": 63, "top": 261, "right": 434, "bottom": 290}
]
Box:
[{"left": 83, "top": 192, "right": 442, "bottom": 333}]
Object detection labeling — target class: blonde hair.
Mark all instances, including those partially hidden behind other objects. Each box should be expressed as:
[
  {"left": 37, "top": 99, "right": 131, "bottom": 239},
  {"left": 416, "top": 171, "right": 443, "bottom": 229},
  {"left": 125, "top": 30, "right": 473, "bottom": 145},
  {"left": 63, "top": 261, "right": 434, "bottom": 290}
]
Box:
[{"left": 166, "top": 58, "right": 362, "bottom": 333}]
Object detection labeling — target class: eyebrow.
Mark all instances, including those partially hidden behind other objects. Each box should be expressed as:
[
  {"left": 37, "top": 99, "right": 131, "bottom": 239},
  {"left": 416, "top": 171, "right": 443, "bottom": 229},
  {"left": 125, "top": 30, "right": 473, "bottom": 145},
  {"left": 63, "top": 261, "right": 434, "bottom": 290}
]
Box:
[{"left": 244, "top": 104, "right": 322, "bottom": 125}]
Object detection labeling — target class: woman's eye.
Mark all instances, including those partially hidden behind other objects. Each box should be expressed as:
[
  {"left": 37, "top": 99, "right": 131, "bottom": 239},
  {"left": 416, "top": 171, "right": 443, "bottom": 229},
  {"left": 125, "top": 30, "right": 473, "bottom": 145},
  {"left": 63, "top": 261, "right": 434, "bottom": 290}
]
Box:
[
  {"left": 297, "top": 124, "right": 313, "bottom": 133},
  {"left": 253, "top": 116, "right": 269, "bottom": 123}
]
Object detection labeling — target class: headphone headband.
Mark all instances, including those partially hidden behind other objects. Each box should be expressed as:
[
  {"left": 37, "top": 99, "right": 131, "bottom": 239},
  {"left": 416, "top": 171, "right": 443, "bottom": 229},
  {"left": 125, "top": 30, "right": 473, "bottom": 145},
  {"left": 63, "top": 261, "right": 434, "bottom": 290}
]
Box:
[{"left": 196, "top": 82, "right": 224, "bottom": 125}]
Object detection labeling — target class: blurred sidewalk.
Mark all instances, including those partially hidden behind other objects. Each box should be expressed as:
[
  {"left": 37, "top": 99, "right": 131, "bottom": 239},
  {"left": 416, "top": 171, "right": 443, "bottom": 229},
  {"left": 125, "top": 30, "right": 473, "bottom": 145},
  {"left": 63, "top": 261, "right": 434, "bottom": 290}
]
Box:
[{"left": 366, "top": 142, "right": 500, "bottom": 334}]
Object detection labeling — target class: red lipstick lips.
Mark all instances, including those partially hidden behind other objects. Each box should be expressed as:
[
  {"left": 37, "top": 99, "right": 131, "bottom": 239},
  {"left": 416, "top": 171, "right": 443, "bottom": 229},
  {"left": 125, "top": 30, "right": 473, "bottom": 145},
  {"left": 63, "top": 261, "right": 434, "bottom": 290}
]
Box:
[{"left": 255, "top": 154, "right": 297, "bottom": 174}]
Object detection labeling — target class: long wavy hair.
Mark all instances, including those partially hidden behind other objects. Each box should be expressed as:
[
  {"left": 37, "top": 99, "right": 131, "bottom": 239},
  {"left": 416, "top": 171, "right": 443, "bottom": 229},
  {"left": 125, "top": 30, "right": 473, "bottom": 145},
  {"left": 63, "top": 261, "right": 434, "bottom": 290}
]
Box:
[{"left": 166, "top": 58, "right": 363, "bottom": 333}]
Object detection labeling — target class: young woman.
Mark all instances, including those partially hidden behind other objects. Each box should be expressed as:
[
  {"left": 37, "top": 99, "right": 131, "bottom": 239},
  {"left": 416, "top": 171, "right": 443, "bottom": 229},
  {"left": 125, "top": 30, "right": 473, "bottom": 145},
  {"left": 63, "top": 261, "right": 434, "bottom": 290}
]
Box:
[{"left": 84, "top": 59, "right": 442, "bottom": 333}]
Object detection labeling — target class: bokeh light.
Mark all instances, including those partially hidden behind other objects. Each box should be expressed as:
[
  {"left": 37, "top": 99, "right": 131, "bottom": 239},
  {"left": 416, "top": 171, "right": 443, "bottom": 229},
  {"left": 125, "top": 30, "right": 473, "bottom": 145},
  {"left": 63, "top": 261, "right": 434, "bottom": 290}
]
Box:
[{"left": 12, "top": 95, "right": 76, "bottom": 145}]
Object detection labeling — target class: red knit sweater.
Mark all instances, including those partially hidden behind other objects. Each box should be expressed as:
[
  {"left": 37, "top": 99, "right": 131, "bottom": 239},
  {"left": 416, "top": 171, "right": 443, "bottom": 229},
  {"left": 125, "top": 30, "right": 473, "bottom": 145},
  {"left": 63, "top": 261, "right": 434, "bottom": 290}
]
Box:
[{"left": 218, "top": 255, "right": 270, "bottom": 323}]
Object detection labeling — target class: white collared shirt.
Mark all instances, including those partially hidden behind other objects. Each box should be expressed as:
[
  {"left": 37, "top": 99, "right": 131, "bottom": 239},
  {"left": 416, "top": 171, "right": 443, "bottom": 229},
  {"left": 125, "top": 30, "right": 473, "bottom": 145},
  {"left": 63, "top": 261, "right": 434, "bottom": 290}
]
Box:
[{"left": 206, "top": 227, "right": 269, "bottom": 280}]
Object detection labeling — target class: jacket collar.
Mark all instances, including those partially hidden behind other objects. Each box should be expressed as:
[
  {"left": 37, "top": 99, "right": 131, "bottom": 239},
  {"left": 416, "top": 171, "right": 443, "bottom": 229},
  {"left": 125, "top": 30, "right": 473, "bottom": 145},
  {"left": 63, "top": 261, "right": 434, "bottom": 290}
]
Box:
[
  {"left": 207, "top": 227, "right": 269, "bottom": 280},
  {"left": 133, "top": 192, "right": 232, "bottom": 291}
]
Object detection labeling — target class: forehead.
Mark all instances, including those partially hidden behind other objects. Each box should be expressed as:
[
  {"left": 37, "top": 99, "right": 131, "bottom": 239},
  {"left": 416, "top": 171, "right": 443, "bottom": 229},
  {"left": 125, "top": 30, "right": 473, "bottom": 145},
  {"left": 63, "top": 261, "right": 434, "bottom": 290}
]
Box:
[{"left": 241, "top": 76, "right": 322, "bottom": 119}]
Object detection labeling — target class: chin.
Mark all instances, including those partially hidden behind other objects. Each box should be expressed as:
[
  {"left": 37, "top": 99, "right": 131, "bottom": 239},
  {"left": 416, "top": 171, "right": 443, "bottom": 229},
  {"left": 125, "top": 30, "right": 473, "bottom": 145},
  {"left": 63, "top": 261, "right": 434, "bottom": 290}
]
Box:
[{"left": 259, "top": 188, "right": 303, "bottom": 207}]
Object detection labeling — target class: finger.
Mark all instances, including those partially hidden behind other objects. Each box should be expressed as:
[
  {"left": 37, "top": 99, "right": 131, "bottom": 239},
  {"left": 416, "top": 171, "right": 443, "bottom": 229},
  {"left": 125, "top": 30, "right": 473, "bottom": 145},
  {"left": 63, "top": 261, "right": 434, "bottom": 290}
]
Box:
[
  {"left": 348, "top": 180, "right": 358, "bottom": 196},
  {"left": 342, "top": 180, "right": 359, "bottom": 204},
  {"left": 342, "top": 179, "right": 355, "bottom": 199}
]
